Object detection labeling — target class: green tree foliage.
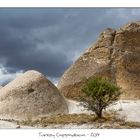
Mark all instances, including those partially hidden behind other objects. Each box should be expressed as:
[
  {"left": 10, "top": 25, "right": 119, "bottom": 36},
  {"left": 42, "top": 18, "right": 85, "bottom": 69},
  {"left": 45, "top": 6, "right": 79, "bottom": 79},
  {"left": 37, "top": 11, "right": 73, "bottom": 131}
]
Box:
[{"left": 81, "top": 77, "right": 122, "bottom": 118}]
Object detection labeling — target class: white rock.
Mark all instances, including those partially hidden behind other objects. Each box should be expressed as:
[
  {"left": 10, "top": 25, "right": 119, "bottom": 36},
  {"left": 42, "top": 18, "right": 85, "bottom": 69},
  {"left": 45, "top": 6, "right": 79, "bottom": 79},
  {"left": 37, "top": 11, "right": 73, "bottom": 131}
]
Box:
[{"left": 0, "top": 70, "right": 68, "bottom": 120}]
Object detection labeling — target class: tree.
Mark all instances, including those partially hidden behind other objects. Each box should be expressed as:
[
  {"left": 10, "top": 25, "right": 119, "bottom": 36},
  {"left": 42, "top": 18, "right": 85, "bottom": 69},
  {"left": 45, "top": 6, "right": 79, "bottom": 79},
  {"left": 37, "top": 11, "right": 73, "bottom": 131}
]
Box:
[{"left": 81, "top": 77, "right": 122, "bottom": 118}]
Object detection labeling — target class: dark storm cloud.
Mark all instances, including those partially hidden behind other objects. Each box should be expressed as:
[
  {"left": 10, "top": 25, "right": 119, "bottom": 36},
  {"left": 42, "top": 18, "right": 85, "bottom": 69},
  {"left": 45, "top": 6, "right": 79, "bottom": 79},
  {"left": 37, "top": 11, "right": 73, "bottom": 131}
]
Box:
[
  {"left": 0, "top": 8, "right": 140, "bottom": 84},
  {"left": 0, "top": 8, "right": 72, "bottom": 77},
  {"left": 0, "top": 27, "right": 70, "bottom": 77}
]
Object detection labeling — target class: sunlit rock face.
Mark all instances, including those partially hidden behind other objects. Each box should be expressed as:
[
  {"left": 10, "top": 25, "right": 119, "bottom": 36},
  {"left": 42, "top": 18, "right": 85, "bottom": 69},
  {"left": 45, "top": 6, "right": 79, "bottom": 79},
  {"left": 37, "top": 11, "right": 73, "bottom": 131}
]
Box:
[
  {"left": 0, "top": 70, "right": 68, "bottom": 120},
  {"left": 58, "top": 21, "right": 140, "bottom": 100}
]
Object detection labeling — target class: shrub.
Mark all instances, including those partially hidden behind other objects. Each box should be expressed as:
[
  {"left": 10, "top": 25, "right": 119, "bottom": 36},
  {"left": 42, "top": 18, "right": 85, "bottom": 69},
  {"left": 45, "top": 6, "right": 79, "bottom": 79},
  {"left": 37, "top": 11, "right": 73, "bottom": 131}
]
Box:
[{"left": 81, "top": 77, "right": 122, "bottom": 118}]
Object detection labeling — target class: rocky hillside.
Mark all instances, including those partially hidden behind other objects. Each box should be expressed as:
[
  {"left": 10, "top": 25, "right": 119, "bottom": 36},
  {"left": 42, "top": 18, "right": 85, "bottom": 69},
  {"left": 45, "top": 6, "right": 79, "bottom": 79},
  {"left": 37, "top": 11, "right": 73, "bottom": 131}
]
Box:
[
  {"left": 0, "top": 70, "right": 68, "bottom": 120},
  {"left": 58, "top": 21, "right": 140, "bottom": 100}
]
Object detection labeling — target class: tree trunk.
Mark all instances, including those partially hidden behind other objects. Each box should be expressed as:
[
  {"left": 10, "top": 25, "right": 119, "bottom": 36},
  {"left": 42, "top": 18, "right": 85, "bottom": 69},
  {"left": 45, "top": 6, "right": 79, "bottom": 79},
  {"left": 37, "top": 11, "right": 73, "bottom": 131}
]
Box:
[{"left": 96, "top": 109, "right": 102, "bottom": 118}]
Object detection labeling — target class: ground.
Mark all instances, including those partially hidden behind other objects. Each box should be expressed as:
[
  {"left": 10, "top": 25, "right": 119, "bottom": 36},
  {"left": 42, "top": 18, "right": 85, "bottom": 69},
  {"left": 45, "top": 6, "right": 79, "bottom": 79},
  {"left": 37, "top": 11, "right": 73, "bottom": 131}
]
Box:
[{"left": 0, "top": 99, "right": 140, "bottom": 128}]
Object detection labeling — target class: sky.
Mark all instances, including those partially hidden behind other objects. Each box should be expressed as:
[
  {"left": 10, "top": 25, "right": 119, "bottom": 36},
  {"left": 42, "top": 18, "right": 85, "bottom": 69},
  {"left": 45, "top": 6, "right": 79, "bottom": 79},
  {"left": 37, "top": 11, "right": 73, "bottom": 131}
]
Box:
[{"left": 0, "top": 8, "right": 140, "bottom": 85}]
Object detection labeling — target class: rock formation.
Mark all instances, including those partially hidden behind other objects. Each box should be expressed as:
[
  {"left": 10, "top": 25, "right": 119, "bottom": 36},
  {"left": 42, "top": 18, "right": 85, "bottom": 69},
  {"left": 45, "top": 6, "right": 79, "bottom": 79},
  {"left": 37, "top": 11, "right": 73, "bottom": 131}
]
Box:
[
  {"left": 0, "top": 70, "right": 68, "bottom": 120},
  {"left": 0, "top": 85, "right": 2, "bottom": 89},
  {"left": 58, "top": 21, "right": 140, "bottom": 100}
]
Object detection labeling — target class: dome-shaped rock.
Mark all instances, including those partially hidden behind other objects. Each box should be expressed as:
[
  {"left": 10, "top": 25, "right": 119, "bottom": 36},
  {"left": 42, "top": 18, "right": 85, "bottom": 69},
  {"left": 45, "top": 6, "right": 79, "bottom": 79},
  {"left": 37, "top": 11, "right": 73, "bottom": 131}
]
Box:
[{"left": 0, "top": 70, "right": 68, "bottom": 120}]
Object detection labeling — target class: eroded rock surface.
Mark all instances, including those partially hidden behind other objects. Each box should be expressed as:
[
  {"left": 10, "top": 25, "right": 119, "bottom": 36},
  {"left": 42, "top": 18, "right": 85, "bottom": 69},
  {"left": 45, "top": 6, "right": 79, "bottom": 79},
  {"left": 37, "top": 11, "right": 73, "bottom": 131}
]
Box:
[
  {"left": 0, "top": 70, "right": 68, "bottom": 120},
  {"left": 58, "top": 22, "right": 140, "bottom": 100}
]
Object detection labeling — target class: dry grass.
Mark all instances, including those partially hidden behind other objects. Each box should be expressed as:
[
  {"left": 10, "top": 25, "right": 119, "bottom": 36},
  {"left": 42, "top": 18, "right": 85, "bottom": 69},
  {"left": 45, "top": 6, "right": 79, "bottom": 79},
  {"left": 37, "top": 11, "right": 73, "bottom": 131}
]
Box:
[
  {"left": 20, "top": 113, "right": 96, "bottom": 127},
  {"left": 17, "top": 112, "right": 140, "bottom": 128},
  {"left": 6, "top": 108, "right": 137, "bottom": 129}
]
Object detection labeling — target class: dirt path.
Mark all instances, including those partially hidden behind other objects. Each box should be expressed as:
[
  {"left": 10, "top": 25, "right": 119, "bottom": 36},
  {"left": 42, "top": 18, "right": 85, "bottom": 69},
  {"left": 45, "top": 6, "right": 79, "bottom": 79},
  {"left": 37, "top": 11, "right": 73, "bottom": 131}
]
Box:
[
  {"left": 0, "top": 120, "right": 33, "bottom": 128},
  {"left": 0, "top": 120, "right": 18, "bottom": 128}
]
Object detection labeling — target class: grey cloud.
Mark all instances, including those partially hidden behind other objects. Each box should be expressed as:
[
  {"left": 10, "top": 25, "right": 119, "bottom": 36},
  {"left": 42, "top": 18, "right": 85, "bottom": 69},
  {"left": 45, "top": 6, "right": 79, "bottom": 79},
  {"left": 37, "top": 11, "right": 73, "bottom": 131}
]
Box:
[{"left": 0, "top": 8, "right": 140, "bottom": 84}]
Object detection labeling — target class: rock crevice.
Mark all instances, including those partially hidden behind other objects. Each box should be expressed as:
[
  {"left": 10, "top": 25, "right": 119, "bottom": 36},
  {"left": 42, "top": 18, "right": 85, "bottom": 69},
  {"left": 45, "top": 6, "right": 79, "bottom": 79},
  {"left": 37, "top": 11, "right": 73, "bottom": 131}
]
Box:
[{"left": 58, "top": 21, "right": 140, "bottom": 100}]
